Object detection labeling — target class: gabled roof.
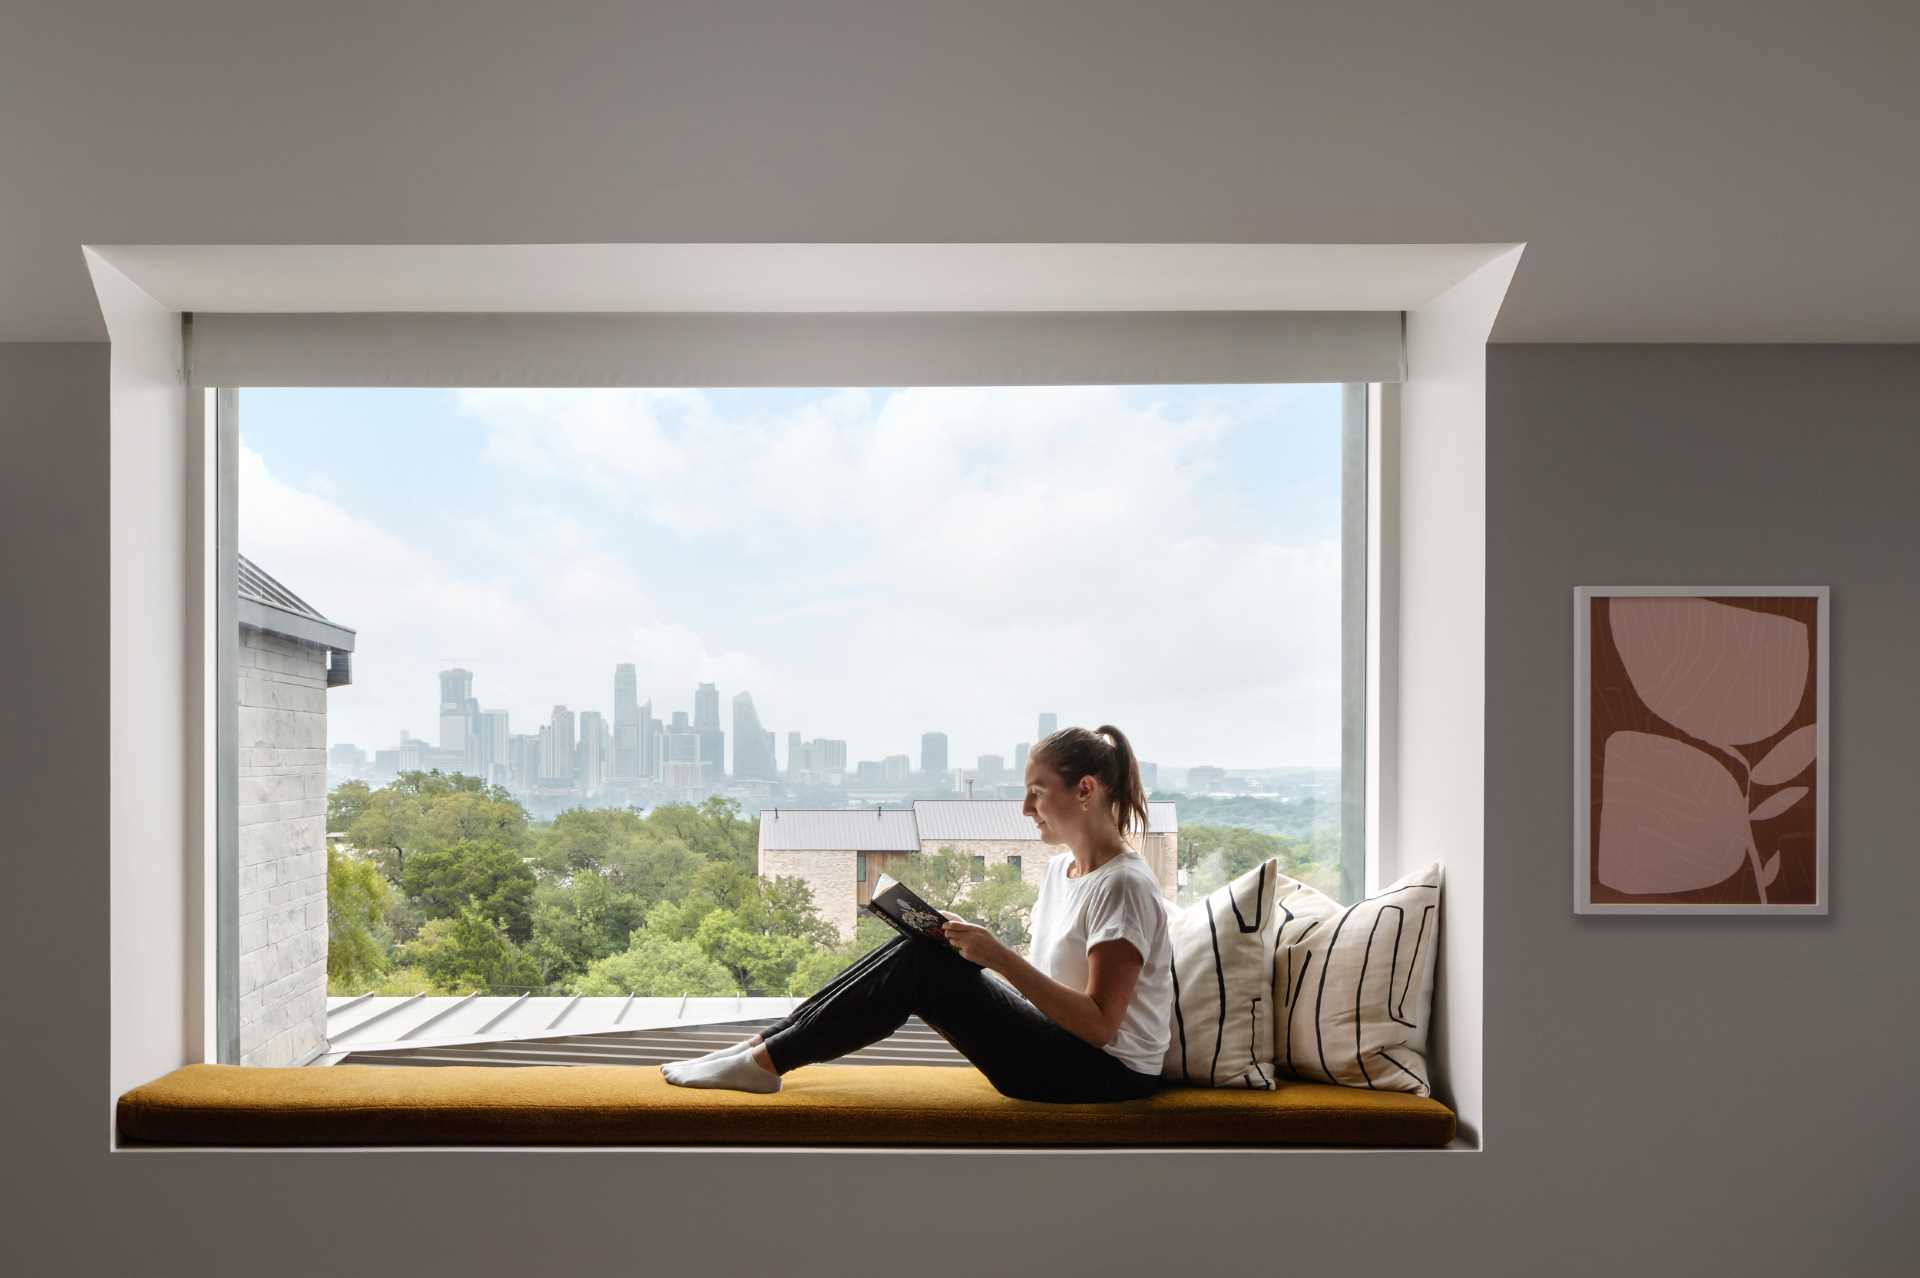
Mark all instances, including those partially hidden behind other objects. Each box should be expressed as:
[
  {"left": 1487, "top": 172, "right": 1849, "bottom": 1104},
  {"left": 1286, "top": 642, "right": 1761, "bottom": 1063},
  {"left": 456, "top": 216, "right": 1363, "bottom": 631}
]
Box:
[
  {"left": 237, "top": 553, "right": 355, "bottom": 651},
  {"left": 758, "top": 800, "right": 1180, "bottom": 852},
  {"left": 912, "top": 798, "right": 1178, "bottom": 841},
  {"left": 758, "top": 808, "right": 921, "bottom": 852}
]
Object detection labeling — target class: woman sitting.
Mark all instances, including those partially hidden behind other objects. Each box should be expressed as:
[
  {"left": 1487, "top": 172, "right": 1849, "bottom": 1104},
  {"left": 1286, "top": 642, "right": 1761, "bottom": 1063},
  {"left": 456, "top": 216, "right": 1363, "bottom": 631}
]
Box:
[{"left": 661, "top": 724, "right": 1173, "bottom": 1103}]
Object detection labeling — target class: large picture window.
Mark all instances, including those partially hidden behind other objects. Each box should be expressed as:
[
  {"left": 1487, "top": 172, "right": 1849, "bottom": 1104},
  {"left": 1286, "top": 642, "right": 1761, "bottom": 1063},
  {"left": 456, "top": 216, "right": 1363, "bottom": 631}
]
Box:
[{"left": 214, "top": 381, "right": 1368, "bottom": 1065}]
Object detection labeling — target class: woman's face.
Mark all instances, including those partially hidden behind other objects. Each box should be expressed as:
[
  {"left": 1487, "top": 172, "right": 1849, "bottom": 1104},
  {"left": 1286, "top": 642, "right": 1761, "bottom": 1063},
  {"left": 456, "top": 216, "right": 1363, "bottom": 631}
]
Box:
[{"left": 1022, "top": 756, "right": 1094, "bottom": 845}]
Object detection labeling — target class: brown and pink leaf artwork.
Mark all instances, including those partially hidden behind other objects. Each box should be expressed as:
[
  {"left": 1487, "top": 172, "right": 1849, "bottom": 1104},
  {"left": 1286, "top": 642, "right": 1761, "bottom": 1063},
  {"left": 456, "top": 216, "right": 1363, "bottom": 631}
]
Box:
[{"left": 1591, "top": 596, "right": 1818, "bottom": 906}]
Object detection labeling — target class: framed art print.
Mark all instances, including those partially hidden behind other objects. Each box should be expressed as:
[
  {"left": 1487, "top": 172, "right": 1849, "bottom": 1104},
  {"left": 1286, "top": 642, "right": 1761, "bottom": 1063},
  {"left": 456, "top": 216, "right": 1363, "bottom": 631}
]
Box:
[{"left": 1574, "top": 586, "right": 1828, "bottom": 914}]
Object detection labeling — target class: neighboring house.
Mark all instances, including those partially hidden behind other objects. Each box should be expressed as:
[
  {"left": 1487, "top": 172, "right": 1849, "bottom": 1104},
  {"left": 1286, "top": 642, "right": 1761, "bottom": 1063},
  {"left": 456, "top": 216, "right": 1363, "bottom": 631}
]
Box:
[
  {"left": 757, "top": 799, "right": 1179, "bottom": 941},
  {"left": 236, "top": 555, "right": 355, "bottom": 1067}
]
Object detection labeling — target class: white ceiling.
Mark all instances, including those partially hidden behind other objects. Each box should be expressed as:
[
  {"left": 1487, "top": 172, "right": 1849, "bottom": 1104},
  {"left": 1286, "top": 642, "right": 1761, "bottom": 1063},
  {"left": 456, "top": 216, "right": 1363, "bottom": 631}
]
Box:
[{"left": 5, "top": 1, "right": 1917, "bottom": 343}]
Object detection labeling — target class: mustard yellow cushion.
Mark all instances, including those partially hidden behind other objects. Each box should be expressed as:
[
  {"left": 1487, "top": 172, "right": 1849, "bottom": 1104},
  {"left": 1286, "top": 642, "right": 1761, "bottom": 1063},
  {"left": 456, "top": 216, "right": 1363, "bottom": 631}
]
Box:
[{"left": 118, "top": 1063, "right": 1455, "bottom": 1147}]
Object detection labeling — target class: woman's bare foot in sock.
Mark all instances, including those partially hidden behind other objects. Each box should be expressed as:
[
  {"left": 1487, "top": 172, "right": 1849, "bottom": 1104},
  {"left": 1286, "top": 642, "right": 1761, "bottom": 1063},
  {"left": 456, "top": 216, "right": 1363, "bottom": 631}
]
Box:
[{"left": 661, "top": 1043, "right": 781, "bottom": 1093}]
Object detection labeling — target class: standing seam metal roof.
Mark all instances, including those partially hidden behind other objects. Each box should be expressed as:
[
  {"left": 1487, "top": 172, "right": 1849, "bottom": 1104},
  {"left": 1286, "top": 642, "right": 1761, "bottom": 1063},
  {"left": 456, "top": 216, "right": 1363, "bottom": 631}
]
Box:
[
  {"left": 237, "top": 553, "right": 357, "bottom": 650},
  {"left": 759, "top": 799, "right": 1178, "bottom": 850},
  {"left": 757, "top": 808, "right": 922, "bottom": 851}
]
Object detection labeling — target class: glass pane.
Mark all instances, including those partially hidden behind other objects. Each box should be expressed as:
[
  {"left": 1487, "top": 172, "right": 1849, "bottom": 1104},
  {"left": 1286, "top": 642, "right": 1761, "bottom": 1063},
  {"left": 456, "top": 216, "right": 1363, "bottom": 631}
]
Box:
[{"left": 233, "top": 383, "right": 1359, "bottom": 1012}]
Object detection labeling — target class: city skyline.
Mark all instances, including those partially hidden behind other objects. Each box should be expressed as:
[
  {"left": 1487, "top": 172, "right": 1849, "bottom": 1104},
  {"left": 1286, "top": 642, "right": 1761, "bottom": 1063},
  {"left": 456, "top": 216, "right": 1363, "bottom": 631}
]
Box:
[
  {"left": 335, "top": 661, "right": 1327, "bottom": 781},
  {"left": 239, "top": 383, "right": 1349, "bottom": 769}
]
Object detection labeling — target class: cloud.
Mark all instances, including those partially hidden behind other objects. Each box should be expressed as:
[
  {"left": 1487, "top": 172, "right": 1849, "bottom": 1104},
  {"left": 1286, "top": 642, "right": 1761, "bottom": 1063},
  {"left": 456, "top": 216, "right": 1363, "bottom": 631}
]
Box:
[
  {"left": 439, "top": 387, "right": 1345, "bottom": 767},
  {"left": 236, "top": 442, "right": 771, "bottom": 754}
]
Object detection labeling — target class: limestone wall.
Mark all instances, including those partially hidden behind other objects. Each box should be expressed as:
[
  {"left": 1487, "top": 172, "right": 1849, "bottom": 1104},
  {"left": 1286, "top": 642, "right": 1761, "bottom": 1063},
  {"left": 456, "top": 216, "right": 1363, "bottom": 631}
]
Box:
[{"left": 235, "top": 627, "right": 330, "bottom": 1067}]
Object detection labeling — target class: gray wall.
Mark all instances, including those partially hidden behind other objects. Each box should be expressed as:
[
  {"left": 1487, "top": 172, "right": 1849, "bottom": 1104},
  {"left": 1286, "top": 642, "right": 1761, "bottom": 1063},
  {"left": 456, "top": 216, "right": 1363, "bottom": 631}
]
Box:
[
  {"left": 1483, "top": 345, "right": 1918, "bottom": 1271},
  {"left": 4, "top": 343, "right": 1914, "bottom": 1272}
]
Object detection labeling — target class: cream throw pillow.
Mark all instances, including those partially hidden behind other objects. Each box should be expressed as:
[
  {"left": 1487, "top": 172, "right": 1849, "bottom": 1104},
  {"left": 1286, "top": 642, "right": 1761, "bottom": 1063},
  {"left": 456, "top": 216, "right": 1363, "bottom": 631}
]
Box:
[
  {"left": 1273, "top": 862, "right": 1443, "bottom": 1097},
  {"left": 1162, "top": 859, "right": 1282, "bottom": 1088}
]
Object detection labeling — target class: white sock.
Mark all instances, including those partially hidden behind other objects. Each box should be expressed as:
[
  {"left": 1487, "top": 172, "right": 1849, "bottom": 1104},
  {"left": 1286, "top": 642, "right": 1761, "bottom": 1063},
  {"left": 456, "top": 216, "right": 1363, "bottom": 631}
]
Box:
[
  {"left": 661, "top": 1034, "right": 762, "bottom": 1082},
  {"left": 661, "top": 1048, "right": 781, "bottom": 1094}
]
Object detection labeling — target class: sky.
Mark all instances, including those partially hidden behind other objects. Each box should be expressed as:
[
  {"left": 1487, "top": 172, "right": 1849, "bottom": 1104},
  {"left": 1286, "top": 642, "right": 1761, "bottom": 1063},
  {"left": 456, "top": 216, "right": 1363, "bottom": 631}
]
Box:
[{"left": 237, "top": 383, "right": 1348, "bottom": 771}]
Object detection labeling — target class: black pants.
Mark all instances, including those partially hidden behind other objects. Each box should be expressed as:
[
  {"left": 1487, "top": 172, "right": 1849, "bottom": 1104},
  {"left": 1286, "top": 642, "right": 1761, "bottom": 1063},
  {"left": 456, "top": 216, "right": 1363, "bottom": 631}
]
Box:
[{"left": 760, "top": 936, "right": 1163, "bottom": 1104}]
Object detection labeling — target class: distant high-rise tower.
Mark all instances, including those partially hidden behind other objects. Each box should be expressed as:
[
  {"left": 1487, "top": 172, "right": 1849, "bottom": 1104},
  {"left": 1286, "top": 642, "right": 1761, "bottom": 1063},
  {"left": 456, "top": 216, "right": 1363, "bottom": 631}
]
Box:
[
  {"left": 786, "top": 730, "right": 803, "bottom": 779},
  {"left": 475, "top": 709, "right": 511, "bottom": 786},
  {"left": 640, "top": 701, "right": 661, "bottom": 780},
  {"left": 921, "top": 731, "right": 948, "bottom": 777},
  {"left": 542, "top": 705, "right": 575, "bottom": 783},
  {"left": 613, "top": 664, "right": 640, "bottom": 779},
  {"left": 1013, "top": 742, "right": 1029, "bottom": 777},
  {"left": 1037, "top": 712, "right": 1057, "bottom": 740},
  {"left": 577, "top": 710, "right": 610, "bottom": 793},
  {"left": 663, "top": 711, "right": 702, "bottom": 788},
  {"left": 439, "top": 668, "right": 475, "bottom": 754},
  {"left": 693, "top": 683, "right": 725, "bottom": 782},
  {"left": 731, "top": 692, "right": 775, "bottom": 781},
  {"left": 508, "top": 732, "right": 541, "bottom": 790}
]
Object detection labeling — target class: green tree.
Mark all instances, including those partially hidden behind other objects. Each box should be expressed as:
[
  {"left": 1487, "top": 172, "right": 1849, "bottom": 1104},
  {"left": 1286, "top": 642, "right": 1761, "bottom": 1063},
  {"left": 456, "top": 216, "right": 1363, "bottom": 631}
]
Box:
[
  {"left": 1179, "top": 823, "right": 1345, "bottom": 900},
  {"left": 968, "top": 862, "right": 1040, "bottom": 950},
  {"left": 639, "top": 895, "right": 705, "bottom": 943},
  {"left": 525, "top": 873, "right": 646, "bottom": 987},
  {"left": 367, "top": 966, "right": 435, "bottom": 995},
  {"left": 344, "top": 770, "right": 527, "bottom": 877},
  {"left": 326, "top": 844, "right": 393, "bottom": 993},
  {"left": 638, "top": 796, "right": 758, "bottom": 877},
  {"left": 531, "top": 806, "right": 642, "bottom": 878},
  {"left": 397, "top": 898, "right": 543, "bottom": 994},
  {"left": 399, "top": 838, "right": 538, "bottom": 941},
  {"left": 692, "top": 908, "right": 820, "bottom": 995},
  {"left": 898, "top": 846, "right": 975, "bottom": 913},
  {"left": 570, "top": 931, "right": 740, "bottom": 996},
  {"left": 327, "top": 780, "right": 372, "bottom": 834}
]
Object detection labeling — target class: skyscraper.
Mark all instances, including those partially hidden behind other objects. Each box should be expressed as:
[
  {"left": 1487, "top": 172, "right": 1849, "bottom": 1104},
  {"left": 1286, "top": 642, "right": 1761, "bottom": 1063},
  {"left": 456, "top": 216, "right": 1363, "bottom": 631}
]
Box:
[
  {"left": 476, "top": 709, "right": 510, "bottom": 786},
  {"left": 786, "top": 730, "right": 802, "bottom": 779},
  {"left": 577, "top": 710, "right": 610, "bottom": 793},
  {"left": 921, "top": 731, "right": 948, "bottom": 777},
  {"left": 439, "top": 668, "right": 475, "bottom": 753},
  {"left": 509, "top": 733, "right": 541, "bottom": 790},
  {"left": 694, "top": 682, "right": 724, "bottom": 783},
  {"left": 664, "top": 711, "right": 702, "bottom": 787},
  {"left": 613, "top": 663, "right": 640, "bottom": 779},
  {"left": 731, "top": 691, "right": 775, "bottom": 781},
  {"left": 542, "top": 705, "right": 575, "bottom": 783},
  {"left": 641, "top": 701, "right": 661, "bottom": 780},
  {"left": 1013, "top": 741, "right": 1029, "bottom": 777},
  {"left": 1037, "top": 712, "right": 1057, "bottom": 740}
]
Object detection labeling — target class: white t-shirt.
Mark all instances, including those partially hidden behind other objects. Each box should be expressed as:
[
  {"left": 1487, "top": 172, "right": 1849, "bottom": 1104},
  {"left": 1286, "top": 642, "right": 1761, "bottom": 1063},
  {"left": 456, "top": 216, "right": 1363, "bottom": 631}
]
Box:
[{"left": 1024, "top": 849, "right": 1174, "bottom": 1075}]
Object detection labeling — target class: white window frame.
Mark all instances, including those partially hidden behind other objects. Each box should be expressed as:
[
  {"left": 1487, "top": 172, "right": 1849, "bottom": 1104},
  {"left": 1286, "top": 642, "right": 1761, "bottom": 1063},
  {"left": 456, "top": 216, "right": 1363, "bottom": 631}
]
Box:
[{"left": 201, "top": 372, "right": 1385, "bottom": 1064}]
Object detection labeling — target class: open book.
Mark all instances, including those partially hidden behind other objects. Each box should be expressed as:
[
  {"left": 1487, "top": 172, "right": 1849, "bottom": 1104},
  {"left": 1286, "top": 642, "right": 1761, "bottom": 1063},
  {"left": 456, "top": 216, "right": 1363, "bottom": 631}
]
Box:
[{"left": 866, "top": 872, "right": 984, "bottom": 968}]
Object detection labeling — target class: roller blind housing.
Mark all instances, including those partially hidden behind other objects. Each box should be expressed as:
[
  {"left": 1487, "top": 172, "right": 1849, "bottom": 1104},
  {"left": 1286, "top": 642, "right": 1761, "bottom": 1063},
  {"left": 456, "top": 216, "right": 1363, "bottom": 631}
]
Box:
[{"left": 185, "top": 310, "right": 1405, "bottom": 388}]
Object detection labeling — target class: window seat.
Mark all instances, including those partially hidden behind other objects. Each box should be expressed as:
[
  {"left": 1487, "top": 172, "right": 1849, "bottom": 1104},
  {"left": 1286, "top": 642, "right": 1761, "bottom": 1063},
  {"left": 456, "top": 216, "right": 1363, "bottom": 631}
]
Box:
[{"left": 116, "top": 1062, "right": 1456, "bottom": 1147}]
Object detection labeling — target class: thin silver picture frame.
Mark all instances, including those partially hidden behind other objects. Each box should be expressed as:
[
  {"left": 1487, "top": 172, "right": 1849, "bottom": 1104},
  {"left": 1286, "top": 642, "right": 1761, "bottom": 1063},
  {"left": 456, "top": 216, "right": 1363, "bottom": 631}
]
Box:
[{"left": 1573, "top": 585, "right": 1829, "bottom": 916}]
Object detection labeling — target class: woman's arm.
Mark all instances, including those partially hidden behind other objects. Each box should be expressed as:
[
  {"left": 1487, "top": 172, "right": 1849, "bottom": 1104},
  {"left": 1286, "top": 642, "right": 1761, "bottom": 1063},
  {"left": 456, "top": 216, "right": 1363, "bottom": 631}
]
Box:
[{"left": 940, "top": 919, "right": 1143, "bottom": 1049}]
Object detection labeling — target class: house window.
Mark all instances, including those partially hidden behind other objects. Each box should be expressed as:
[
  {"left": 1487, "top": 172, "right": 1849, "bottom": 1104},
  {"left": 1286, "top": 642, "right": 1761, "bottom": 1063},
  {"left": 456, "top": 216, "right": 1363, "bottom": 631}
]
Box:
[
  {"left": 217, "top": 379, "right": 1369, "bottom": 1062},
  {"left": 1008, "top": 854, "right": 1022, "bottom": 875}
]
